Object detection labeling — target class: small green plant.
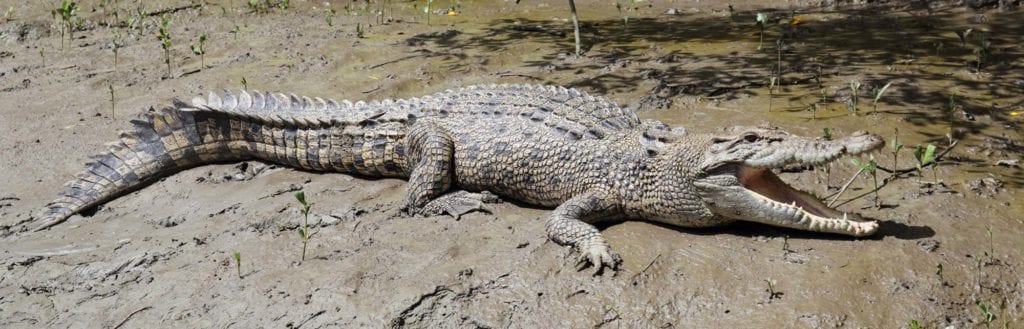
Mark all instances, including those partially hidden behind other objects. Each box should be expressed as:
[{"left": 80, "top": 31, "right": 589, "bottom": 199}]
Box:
[
  {"left": 191, "top": 34, "right": 207, "bottom": 70},
  {"left": 936, "top": 263, "right": 944, "bottom": 283},
  {"left": 764, "top": 278, "right": 781, "bottom": 300},
  {"left": 776, "top": 38, "right": 783, "bottom": 85},
  {"left": 972, "top": 33, "right": 991, "bottom": 71},
  {"left": 356, "top": 23, "right": 365, "bottom": 38},
  {"left": 39, "top": 48, "right": 45, "bottom": 66},
  {"left": 240, "top": 76, "right": 248, "bottom": 90},
  {"left": 247, "top": 0, "right": 269, "bottom": 14},
  {"left": 325, "top": 6, "right": 336, "bottom": 26},
  {"left": 767, "top": 76, "right": 777, "bottom": 112},
  {"left": 108, "top": 84, "right": 115, "bottom": 118},
  {"left": 295, "top": 191, "right": 316, "bottom": 262},
  {"left": 977, "top": 300, "right": 996, "bottom": 326},
  {"left": 848, "top": 80, "right": 861, "bottom": 113},
  {"left": 947, "top": 94, "right": 957, "bottom": 145},
  {"left": 232, "top": 251, "right": 242, "bottom": 278},
  {"left": 909, "top": 320, "right": 921, "bottom": 329},
  {"left": 850, "top": 157, "right": 880, "bottom": 208},
  {"left": 755, "top": 12, "right": 768, "bottom": 50},
  {"left": 111, "top": 30, "right": 124, "bottom": 70},
  {"left": 872, "top": 82, "right": 893, "bottom": 114},
  {"left": 424, "top": 0, "right": 434, "bottom": 25},
  {"left": 54, "top": 0, "right": 80, "bottom": 50},
  {"left": 822, "top": 128, "right": 833, "bottom": 189},
  {"left": 913, "top": 144, "right": 938, "bottom": 181},
  {"left": 158, "top": 15, "right": 173, "bottom": 78},
  {"left": 986, "top": 226, "right": 995, "bottom": 265},
  {"left": 890, "top": 128, "right": 903, "bottom": 174},
  {"left": 279, "top": 0, "right": 290, "bottom": 10},
  {"left": 231, "top": 24, "right": 241, "bottom": 40}
]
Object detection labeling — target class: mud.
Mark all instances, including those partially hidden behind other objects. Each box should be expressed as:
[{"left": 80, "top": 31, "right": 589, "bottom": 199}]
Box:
[{"left": 1, "top": 0, "right": 1022, "bottom": 327}]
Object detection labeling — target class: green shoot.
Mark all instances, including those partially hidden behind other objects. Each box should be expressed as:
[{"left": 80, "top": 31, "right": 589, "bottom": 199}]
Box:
[
  {"left": 158, "top": 15, "right": 172, "bottom": 78},
  {"left": 424, "top": 0, "right": 434, "bottom": 25},
  {"left": 756, "top": 13, "right": 767, "bottom": 50},
  {"left": 947, "top": 94, "right": 956, "bottom": 145},
  {"left": 822, "top": 128, "right": 832, "bottom": 189},
  {"left": 279, "top": 0, "right": 290, "bottom": 10},
  {"left": 972, "top": 32, "right": 991, "bottom": 71},
  {"left": 909, "top": 320, "right": 921, "bottom": 329},
  {"left": 39, "top": 48, "right": 45, "bottom": 66},
  {"left": 112, "top": 30, "right": 123, "bottom": 70},
  {"left": 776, "top": 38, "right": 783, "bottom": 85},
  {"left": 325, "top": 6, "right": 335, "bottom": 26},
  {"left": 913, "top": 144, "right": 938, "bottom": 181},
  {"left": 294, "top": 191, "right": 315, "bottom": 262},
  {"left": 569, "top": 0, "right": 581, "bottom": 55},
  {"left": 977, "top": 300, "right": 995, "bottom": 326},
  {"left": 231, "top": 25, "right": 240, "bottom": 40},
  {"left": 54, "top": 0, "right": 79, "bottom": 50},
  {"left": 108, "top": 85, "right": 115, "bottom": 118},
  {"left": 232, "top": 251, "right": 242, "bottom": 278},
  {"left": 890, "top": 128, "right": 902, "bottom": 176},
  {"left": 872, "top": 82, "right": 892, "bottom": 114},
  {"left": 767, "top": 76, "right": 776, "bottom": 112},
  {"left": 764, "top": 278, "right": 781, "bottom": 300},
  {"left": 356, "top": 23, "right": 365, "bottom": 38},
  {"left": 936, "top": 263, "right": 944, "bottom": 283},
  {"left": 850, "top": 157, "right": 879, "bottom": 208},
  {"left": 848, "top": 80, "right": 861, "bottom": 113},
  {"left": 240, "top": 76, "right": 248, "bottom": 90},
  {"left": 247, "top": 0, "right": 269, "bottom": 14},
  {"left": 987, "top": 226, "right": 994, "bottom": 265},
  {"left": 191, "top": 34, "right": 207, "bottom": 70}
]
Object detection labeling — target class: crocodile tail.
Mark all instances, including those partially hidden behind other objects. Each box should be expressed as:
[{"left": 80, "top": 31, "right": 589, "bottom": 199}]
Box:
[{"left": 33, "top": 100, "right": 248, "bottom": 231}]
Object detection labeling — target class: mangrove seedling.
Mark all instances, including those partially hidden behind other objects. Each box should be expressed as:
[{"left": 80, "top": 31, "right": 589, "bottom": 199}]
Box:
[
  {"left": 111, "top": 30, "right": 124, "bottom": 70},
  {"left": 850, "top": 157, "right": 880, "bottom": 208},
  {"left": 764, "top": 278, "right": 781, "bottom": 300},
  {"left": 424, "top": 0, "right": 434, "bottom": 25},
  {"left": 767, "top": 76, "right": 776, "bottom": 112},
  {"left": 569, "top": 0, "right": 581, "bottom": 55},
  {"left": 240, "top": 76, "right": 248, "bottom": 90},
  {"left": 913, "top": 144, "right": 937, "bottom": 181},
  {"left": 972, "top": 33, "right": 991, "bottom": 71},
  {"left": 39, "top": 48, "right": 45, "bottom": 66},
  {"left": 776, "top": 38, "right": 783, "bottom": 85},
  {"left": 108, "top": 85, "right": 115, "bottom": 118},
  {"left": 977, "top": 300, "right": 996, "bottom": 326},
  {"left": 191, "top": 34, "right": 207, "bottom": 69},
  {"left": 987, "top": 226, "right": 995, "bottom": 265},
  {"left": 54, "top": 0, "right": 79, "bottom": 50},
  {"left": 890, "top": 128, "right": 903, "bottom": 174},
  {"left": 356, "top": 23, "right": 365, "bottom": 38},
  {"left": 294, "top": 191, "right": 316, "bottom": 262},
  {"left": 325, "top": 6, "right": 336, "bottom": 27},
  {"left": 872, "top": 82, "right": 892, "bottom": 114},
  {"left": 756, "top": 12, "right": 768, "bottom": 50},
  {"left": 848, "top": 80, "right": 861, "bottom": 113},
  {"left": 232, "top": 251, "right": 242, "bottom": 278},
  {"left": 247, "top": 0, "right": 269, "bottom": 14},
  {"left": 947, "top": 94, "right": 957, "bottom": 145},
  {"left": 822, "top": 128, "right": 833, "bottom": 189},
  {"left": 158, "top": 15, "right": 172, "bottom": 77},
  {"left": 936, "top": 263, "right": 944, "bottom": 283},
  {"left": 909, "top": 320, "right": 921, "bottom": 329}
]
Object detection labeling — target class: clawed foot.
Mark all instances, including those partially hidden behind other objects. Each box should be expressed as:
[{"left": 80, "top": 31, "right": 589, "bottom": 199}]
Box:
[
  {"left": 415, "top": 191, "right": 500, "bottom": 219},
  {"left": 574, "top": 240, "right": 622, "bottom": 275}
]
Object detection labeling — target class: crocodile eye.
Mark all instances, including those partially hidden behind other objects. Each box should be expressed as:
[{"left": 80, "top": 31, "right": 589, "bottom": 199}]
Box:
[{"left": 743, "top": 133, "right": 759, "bottom": 142}]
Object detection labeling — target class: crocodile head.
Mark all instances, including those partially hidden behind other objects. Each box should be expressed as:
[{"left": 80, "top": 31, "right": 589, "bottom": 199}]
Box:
[{"left": 692, "top": 127, "right": 884, "bottom": 237}]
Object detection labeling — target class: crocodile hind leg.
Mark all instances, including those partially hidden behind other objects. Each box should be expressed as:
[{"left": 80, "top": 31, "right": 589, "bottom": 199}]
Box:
[
  {"left": 401, "top": 121, "right": 494, "bottom": 217},
  {"left": 545, "top": 191, "right": 623, "bottom": 274}
]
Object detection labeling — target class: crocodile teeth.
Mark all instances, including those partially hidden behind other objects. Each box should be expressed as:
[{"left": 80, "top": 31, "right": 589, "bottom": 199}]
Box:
[
  {"left": 191, "top": 96, "right": 206, "bottom": 108},
  {"left": 207, "top": 91, "right": 222, "bottom": 109},
  {"left": 238, "top": 90, "right": 252, "bottom": 110}
]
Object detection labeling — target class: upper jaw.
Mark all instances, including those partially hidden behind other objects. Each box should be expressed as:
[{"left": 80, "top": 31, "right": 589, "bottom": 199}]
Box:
[{"left": 702, "top": 131, "right": 885, "bottom": 171}]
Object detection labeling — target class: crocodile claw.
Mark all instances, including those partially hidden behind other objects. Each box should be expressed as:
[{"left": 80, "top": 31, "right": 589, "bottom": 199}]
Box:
[{"left": 575, "top": 243, "right": 622, "bottom": 275}]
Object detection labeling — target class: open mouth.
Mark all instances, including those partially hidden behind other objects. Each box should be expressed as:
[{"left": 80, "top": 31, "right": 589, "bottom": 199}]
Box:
[
  {"left": 702, "top": 164, "right": 878, "bottom": 237},
  {"left": 739, "top": 166, "right": 861, "bottom": 222}
]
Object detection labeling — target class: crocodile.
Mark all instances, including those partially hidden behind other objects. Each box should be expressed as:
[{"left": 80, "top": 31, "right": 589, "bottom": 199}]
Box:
[{"left": 34, "top": 84, "right": 883, "bottom": 271}]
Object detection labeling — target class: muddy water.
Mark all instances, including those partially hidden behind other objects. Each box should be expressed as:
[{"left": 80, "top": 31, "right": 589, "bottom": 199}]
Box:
[{"left": 0, "top": 0, "right": 1021, "bottom": 327}]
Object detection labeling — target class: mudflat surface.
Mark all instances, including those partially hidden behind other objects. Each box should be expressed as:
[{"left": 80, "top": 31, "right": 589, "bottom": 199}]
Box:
[{"left": 1, "top": 0, "right": 1022, "bottom": 327}]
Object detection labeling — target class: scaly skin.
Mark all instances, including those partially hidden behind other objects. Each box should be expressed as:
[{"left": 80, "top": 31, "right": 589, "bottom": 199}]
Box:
[{"left": 34, "top": 84, "right": 883, "bottom": 272}]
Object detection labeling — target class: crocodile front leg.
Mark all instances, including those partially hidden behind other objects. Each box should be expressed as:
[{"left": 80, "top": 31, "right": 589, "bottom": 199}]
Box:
[{"left": 545, "top": 191, "right": 623, "bottom": 273}]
